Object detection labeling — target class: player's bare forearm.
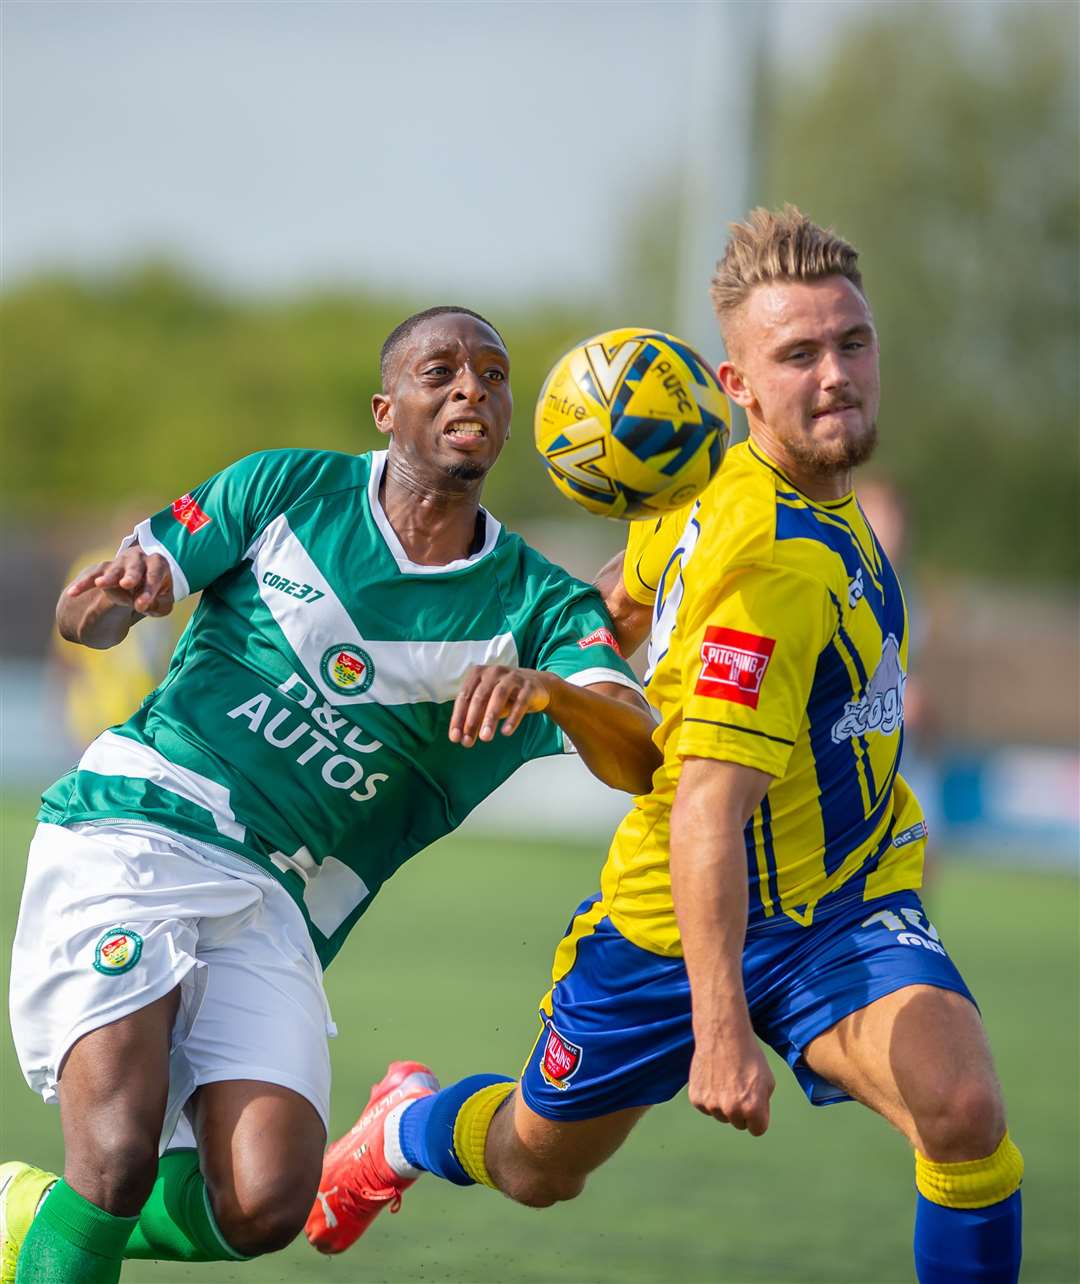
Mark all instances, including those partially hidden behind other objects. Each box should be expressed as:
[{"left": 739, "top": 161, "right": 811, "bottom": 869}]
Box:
[
  {"left": 57, "top": 551, "right": 175, "bottom": 649},
  {"left": 593, "top": 552, "right": 652, "bottom": 658},
  {"left": 542, "top": 676, "right": 660, "bottom": 794},
  {"left": 448, "top": 665, "right": 658, "bottom": 793},
  {"left": 670, "top": 757, "right": 776, "bottom": 1133}
]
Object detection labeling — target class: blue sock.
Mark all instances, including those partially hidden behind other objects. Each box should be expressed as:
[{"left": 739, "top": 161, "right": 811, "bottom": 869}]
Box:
[
  {"left": 914, "top": 1189, "right": 1022, "bottom": 1283},
  {"left": 399, "top": 1074, "right": 513, "bottom": 1186}
]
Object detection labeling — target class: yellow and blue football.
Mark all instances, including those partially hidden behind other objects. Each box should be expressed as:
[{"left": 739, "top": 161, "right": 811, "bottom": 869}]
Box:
[{"left": 534, "top": 327, "right": 730, "bottom": 520}]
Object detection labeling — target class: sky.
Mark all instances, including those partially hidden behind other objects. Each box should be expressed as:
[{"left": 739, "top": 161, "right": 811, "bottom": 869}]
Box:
[{"left": 3, "top": 0, "right": 872, "bottom": 323}]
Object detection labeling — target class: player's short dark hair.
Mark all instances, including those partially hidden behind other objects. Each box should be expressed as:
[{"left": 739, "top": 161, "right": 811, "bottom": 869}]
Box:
[{"left": 379, "top": 306, "right": 505, "bottom": 391}]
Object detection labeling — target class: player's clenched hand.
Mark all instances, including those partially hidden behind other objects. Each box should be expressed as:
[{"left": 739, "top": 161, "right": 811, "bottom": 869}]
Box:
[
  {"left": 449, "top": 665, "right": 552, "bottom": 747},
  {"left": 688, "top": 1031, "right": 775, "bottom": 1136},
  {"left": 66, "top": 549, "right": 175, "bottom": 617}
]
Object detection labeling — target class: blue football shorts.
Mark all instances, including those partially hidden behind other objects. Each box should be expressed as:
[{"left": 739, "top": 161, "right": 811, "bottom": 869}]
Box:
[{"left": 520, "top": 887, "right": 975, "bottom": 1120}]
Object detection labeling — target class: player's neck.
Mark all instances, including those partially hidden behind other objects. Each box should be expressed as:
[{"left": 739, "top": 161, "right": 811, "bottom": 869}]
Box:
[
  {"left": 379, "top": 466, "right": 485, "bottom": 565},
  {"left": 747, "top": 430, "right": 853, "bottom": 503}
]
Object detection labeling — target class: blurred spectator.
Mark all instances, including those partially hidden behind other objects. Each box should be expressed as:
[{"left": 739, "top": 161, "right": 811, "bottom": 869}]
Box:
[{"left": 50, "top": 517, "right": 194, "bottom": 754}]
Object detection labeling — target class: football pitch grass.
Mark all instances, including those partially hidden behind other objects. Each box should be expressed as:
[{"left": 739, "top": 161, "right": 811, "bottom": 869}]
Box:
[{"left": 2, "top": 798, "right": 1077, "bottom": 1283}]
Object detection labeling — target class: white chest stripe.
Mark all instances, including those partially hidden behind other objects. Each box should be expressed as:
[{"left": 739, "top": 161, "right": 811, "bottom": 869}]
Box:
[
  {"left": 247, "top": 516, "right": 519, "bottom": 706},
  {"left": 79, "top": 730, "right": 245, "bottom": 842}
]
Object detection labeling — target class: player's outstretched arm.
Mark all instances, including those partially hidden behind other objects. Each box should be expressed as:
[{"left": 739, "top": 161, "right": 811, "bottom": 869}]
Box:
[
  {"left": 449, "top": 664, "right": 660, "bottom": 794},
  {"left": 593, "top": 551, "right": 652, "bottom": 658},
  {"left": 57, "top": 549, "right": 175, "bottom": 649},
  {"left": 670, "top": 756, "right": 776, "bottom": 1136}
]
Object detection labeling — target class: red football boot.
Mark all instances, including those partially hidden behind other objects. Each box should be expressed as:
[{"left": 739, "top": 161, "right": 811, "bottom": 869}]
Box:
[{"left": 305, "top": 1060, "right": 438, "bottom": 1254}]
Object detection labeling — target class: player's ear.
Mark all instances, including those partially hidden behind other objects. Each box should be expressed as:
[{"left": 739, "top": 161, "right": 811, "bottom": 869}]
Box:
[
  {"left": 717, "top": 361, "right": 754, "bottom": 410},
  {"left": 371, "top": 393, "right": 393, "bottom": 436}
]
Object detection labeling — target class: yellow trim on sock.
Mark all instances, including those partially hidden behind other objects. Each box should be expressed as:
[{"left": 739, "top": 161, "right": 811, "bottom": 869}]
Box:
[
  {"left": 915, "top": 1131, "right": 1024, "bottom": 1209},
  {"left": 452, "top": 1083, "right": 516, "bottom": 1189}
]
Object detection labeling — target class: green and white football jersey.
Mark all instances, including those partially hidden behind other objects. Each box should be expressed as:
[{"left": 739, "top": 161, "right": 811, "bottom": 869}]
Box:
[{"left": 41, "top": 449, "right": 639, "bottom": 966}]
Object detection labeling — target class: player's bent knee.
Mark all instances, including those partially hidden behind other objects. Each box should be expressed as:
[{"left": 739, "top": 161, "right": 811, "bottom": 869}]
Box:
[
  {"left": 916, "top": 1074, "right": 1007, "bottom": 1161},
  {"left": 212, "top": 1190, "right": 313, "bottom": 1258},
  {"left": 66, "top": 1129, "right": 161, "bottom": 1213},
  {"left": 208, "top": 1157, "right": 320, "bottom": 1257}
]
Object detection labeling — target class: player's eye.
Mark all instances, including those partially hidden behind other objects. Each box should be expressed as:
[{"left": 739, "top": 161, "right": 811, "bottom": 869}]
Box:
[
  {"left": 424, "top": 365, "right": 451, "bottom": 378},
  {"left": 485, "top": 368, "right": 507, "bottom": 382}
]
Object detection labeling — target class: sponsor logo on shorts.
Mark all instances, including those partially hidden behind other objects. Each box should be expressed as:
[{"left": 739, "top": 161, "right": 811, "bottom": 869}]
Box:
[
  {"left": 321, "top": 644, "right": 375, "bottom": 694},
  {"left": 539, "top": 1021, "right": 582, "bottom": 1091},
  {"left": 695, "top": 627, "right": 775, "bottom": 708},
  {"left": 578, "top": 627, "right": 623, "bottom": 657},
  {"left": 93, "top": 927, "right": 143, "bottom": 976},
  {"left": 170, "top": 494, "right": 211, "bottom": 534}
]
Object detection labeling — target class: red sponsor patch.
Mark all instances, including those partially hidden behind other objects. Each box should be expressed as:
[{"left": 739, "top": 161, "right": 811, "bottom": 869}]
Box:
[
  {"left": 695, "top": 626, "right": 776, "bottom": 708},
  {"left": 578, "top": 627, "right": 623, "bottom": 657},
  {"left": 171, "top": 493, "right": 211, "bottom": 534},
  {"left": 540, "top": 1022, "right": 582, "bottom": 1091}
]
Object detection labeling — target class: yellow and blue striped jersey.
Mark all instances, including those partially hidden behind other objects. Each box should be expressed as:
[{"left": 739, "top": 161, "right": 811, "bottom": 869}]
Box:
[{"left": 602, "top": 440, "right": 926, "bottom": 956}]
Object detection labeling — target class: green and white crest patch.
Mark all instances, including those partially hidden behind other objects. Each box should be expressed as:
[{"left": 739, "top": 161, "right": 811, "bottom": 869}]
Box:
[
  {"left": 93, "top": 927, "right": 143, "bottom": 976},
  {"left": 321, "top": 644, "right": 375, "bottom": 695}
]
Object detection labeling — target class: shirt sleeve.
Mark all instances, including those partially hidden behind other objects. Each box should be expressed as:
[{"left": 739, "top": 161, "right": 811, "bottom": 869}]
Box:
[
  {"left": 118, "top": 450, "right": 316, "bottom": 602},
  {"left": 675, "top": 561, "right": 835, "bottom": 777},
  {"left": 516, "top": 576, "right": 644, "bottom": 758},
  {"left": 622, "top": 509, "right": 686, "bottom": 606},
  {"left": 524, "top": 579, "right": 642, "bottom": 696}
]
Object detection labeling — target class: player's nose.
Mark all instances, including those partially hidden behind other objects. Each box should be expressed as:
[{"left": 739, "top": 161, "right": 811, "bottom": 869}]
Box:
[
  {"left": 818, "top": 349, "right": 851, "bottom": 390},
  {"left": 451, "top": 367, "right": 487, "bottom": 402}
]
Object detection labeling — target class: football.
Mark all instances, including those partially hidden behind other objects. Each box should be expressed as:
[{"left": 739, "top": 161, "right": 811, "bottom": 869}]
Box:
[{"left": 534, "top": 327, "right": 731, "bottom": 519}]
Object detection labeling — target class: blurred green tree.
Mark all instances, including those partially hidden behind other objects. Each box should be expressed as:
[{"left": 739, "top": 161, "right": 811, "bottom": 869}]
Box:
[
  {"left": 763, "top": 0, "right": 1079, "bottom": 583},
  {"left": 0, "top": 266, "right": 607, "bottom": 527}
]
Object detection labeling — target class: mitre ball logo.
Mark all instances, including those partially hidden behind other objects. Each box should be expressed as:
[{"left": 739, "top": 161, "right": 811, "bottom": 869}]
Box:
[
  {"left": 321, "top": 644, "right": 376, "bottom": 694},
  {"left": 93, "top": 927, "right": 143, "bottom": 976}
]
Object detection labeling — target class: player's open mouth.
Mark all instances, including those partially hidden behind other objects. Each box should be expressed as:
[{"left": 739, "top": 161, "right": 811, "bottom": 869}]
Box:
[{"left": 443, "top": 421, "right": 488, "bottom": 447}]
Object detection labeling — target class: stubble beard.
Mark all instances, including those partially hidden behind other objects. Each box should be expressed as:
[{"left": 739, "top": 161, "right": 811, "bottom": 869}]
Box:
[
  {"left": 444, "top": 459, "right": 487, "bottom": 483},
  {"left": 788, "top": 418, "right": 879, "bottom": 478}
]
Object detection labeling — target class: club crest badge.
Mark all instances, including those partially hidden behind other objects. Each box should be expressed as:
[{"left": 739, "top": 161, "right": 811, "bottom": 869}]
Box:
[
  {"left": 321, "top": 644, "right": 375, "bottom": 695},
  {"left": 539, "top": 1021, "right": 583, "bottom": 1091},
  {"left": 93, "top": 927, "right": 143, "bottom": 976}
]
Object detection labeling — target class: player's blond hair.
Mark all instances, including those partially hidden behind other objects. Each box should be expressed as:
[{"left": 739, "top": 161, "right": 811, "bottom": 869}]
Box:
[{"left": 711, "top": 205, "right": 864, "bottom": 343}]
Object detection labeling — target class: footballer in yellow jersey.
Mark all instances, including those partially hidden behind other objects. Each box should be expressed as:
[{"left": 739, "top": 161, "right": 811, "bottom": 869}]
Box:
[
  {"left": 312, "top": 210, "right": 1021, "bottom": 1284},
  {"left": 605, "top": 438, "right": 928, "bottom": 955}
]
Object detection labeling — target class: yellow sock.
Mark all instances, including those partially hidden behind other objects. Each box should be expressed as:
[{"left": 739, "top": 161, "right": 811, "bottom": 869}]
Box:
[
  {"left": 452, "top": 1082, "right": 516, "bottom": 1188},
  {"left": 915, "top": 1131, "right": 1024, "bottom": 1209}
]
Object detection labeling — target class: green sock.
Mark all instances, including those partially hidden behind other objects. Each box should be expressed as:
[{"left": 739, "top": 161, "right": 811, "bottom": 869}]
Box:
[
  {"left": 15, "top": 1179, "right": 136, "bottom": 1284},
  {"left": 124, "top": 1149, "right": 248, "bottom": 1262}
]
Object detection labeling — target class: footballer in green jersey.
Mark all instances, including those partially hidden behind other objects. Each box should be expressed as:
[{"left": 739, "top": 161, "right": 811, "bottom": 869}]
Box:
[{"left": 4, "top": 307, "right": 661, "bottom": 1284}]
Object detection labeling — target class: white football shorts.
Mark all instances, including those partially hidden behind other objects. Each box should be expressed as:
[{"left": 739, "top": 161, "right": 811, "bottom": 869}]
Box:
[{"left": 9, "top": 821, "right": 335, "bottom": 1150}]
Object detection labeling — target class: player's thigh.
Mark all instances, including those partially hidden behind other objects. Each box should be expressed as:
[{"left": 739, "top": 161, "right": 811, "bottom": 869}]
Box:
[
  {"left": 173, "top": 871, "right": 332, "bottom": 1218},
  {"left": 58, "top": 986, "right": 182, "bottom": 1209},
  {"left": 804, "top": 982, "right": 1006, "bottom": 1159},
  {"left": 498, "top": 895, "right": 691, "bottom": 1201}
]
